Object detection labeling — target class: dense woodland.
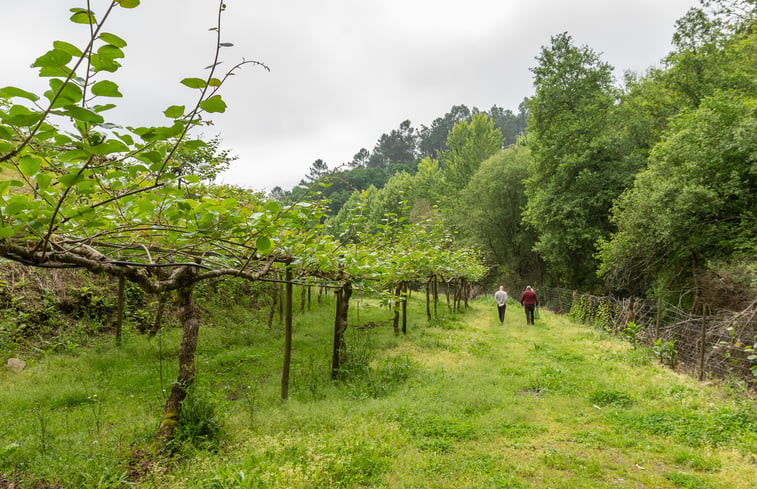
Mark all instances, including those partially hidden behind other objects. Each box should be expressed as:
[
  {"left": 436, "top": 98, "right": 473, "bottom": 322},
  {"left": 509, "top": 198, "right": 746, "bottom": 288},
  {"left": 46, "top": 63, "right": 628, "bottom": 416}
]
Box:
[{"left": 281, "top": 0, "right": 756, "bottom": 314}]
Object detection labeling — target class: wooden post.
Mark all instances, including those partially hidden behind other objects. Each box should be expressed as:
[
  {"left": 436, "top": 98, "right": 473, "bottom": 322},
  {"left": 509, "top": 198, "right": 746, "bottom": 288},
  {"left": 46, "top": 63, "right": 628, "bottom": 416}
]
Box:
[
  {"left": 281, "top": 267, "right": 293, "bottom": 401},
  {"left": 331, "top": 282, "right": 352, "bottom": 378},
  {"left": 267, "top": 282, "right": 278, "bottom": 330},
  {"left": 149, "top": 292, "right": 169, "bottom": 338},
  {"left": 278, "top": 273, "right": 284, "bottom": 324},
  {"left": 401, "top": 282, "right": 408, "bottom": 335},
  {"left": 433, "top": 275, "right": 438, "bottom": 317},
  {"left": 331, "top": 287, "right": 343, "bottom": 379},
  {"left": 698, "top": 309, "right": 707, "bottom": 381},
  {"left": 425, "top": 278, "right": 431, "bottom": 321},
  {"left": 115, "top": 275, "right": 125, "bottom": 346},
  {"left": 628, "top": 296, "right": 636, "bottom": 324},
  {"left": 393, "top": 282, "right": 401, "bottom": 336},
  {"left": 655, "top": 297, "right": 662, "bottom": 341}
]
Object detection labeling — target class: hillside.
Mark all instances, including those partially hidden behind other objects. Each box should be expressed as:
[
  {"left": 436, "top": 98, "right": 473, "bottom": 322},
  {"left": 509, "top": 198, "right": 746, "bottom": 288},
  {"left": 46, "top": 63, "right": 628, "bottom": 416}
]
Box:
[{"left": 1, "top": 290, "right": 755, "bottom": 488}]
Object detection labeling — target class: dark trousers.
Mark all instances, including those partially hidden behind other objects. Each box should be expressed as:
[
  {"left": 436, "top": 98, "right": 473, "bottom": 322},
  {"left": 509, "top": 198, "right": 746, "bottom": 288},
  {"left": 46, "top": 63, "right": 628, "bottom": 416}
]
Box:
[
  {"left": 524, "top": 303, "right": 535, "bottom": 324},
  {"left": 497, "top": 304, "right": 506, "bottom": 323}
]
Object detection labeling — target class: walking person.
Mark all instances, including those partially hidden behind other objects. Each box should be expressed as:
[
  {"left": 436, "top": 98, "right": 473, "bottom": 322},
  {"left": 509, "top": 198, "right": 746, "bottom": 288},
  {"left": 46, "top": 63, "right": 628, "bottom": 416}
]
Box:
[
  {"left": 519, "top": 285, "right": 538, "bottom": 325},
  {"left": 494, "top": 286, "right": 508, "bottom": 324}
]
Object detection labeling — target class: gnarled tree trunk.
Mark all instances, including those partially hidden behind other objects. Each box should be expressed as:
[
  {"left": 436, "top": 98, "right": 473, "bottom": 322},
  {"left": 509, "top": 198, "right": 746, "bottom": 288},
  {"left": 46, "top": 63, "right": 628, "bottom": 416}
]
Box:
[{"left": 155, "top": 268, "right": 200, "bottom": 443}]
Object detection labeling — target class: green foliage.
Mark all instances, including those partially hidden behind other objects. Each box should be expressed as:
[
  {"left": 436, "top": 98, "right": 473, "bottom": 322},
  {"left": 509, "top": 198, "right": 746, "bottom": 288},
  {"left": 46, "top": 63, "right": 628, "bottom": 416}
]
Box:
[
  {"left": 621, "top": 321, "right": 643, "bottom": 348},
  {"left": 653, "top": 339, "right": 679, "bottom": 368},
  {"left": 588, "top": 389, "right": 634, "bottom": 408},
  {"left": 450, "top": 145, "right": 541, "bottom": 284},
  {"left": 664, "top": 471, "right": 711, "bottom": 489},
  {"left": 524, "top": 32, "right": 633, "bottom": 288},
  {"left": 599, "top": 5, "right": 757, "bottom": 298},
  {"left": 619, "top": 405, "right": 757, "bottom": 448},
  {"left": 173, "top": 385, "right": 226, "bottom": 452},
  {"left": 440, "top": 112, "right": 503, "bottom": 192}
]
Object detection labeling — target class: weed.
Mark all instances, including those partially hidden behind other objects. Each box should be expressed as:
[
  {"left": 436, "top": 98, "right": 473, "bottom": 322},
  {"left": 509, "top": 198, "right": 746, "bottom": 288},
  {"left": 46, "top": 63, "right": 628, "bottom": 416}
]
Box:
[
  {"left": 589, "top": 389, "right": 634, "bottom": 408},
  {"left": 408, "top": 415, "right": 478, "bottom": 441},
  {"left": 622, "top": 321, "right": 643, "bottom": 348},
  {"left": 618, "top": 406, "right": 757, "bottom": 447},
  {"left": 173, "top": 386, "right": 226, "bottom": 452},
  {"left": 524, "top": 365, "right": 575, "bottom": 394},
  {"left": 653, "top": 339, "right": 679, "bottom": 368},
  {"left": 664, "top": 471, "right": 712, "bottom": 488},
  {"left": 672, "top": 449, "right": 722, "bottom": 472}
]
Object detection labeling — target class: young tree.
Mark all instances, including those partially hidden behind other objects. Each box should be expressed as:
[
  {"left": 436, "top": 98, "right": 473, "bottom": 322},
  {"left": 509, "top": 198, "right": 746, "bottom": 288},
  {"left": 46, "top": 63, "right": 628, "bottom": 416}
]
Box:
[{"left": 439, "top": 112, "right": 503, "bottom": 193}]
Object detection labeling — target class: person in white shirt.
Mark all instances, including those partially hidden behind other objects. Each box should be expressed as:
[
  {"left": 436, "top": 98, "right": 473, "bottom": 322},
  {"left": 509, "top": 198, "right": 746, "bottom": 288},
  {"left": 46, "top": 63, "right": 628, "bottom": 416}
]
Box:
[{"left": 494, "top": 286, "right": 508, "bottom": 324}]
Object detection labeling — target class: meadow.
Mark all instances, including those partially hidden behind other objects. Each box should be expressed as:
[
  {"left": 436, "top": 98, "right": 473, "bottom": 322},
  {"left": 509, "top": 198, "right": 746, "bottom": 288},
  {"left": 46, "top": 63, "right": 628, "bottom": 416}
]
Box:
[{"left": 1, "top": 289, "right": 755, "bottom": 488}]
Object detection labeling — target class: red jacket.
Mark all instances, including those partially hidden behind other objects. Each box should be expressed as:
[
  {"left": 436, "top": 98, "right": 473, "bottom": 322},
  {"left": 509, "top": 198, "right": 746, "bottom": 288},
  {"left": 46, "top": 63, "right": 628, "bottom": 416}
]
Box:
[{"left": 520, "top": 289, "right": 538, "bottom": 306}]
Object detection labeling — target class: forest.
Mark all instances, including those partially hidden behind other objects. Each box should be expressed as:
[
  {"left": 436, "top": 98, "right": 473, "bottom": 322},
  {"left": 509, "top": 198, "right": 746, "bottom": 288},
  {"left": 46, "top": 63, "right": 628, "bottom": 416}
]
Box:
[
  {"left": 0, "top": 0, "right": 755, "bottom": 487},
  {"left": 282, "top": 0, "right": 756, "bottom": 314}
]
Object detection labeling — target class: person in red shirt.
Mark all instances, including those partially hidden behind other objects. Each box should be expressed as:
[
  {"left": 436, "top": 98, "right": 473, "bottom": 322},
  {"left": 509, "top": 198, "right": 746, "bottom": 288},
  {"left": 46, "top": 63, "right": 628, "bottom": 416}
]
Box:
[{"left": 519, "top": 286, "right": 538, "bottom": 325}]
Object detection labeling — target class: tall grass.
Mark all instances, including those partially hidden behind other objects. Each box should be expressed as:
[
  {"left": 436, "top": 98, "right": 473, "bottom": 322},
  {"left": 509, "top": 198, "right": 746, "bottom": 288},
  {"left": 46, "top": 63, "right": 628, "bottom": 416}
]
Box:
[{"left": 0, "top": 289, "right": 755, "bottom": 488}]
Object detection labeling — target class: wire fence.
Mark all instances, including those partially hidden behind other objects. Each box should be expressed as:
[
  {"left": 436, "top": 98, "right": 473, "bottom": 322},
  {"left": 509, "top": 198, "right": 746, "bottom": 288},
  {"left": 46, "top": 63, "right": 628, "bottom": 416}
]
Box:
[{"left": 541, "top": 287, "right": 757, "bottom": 386}]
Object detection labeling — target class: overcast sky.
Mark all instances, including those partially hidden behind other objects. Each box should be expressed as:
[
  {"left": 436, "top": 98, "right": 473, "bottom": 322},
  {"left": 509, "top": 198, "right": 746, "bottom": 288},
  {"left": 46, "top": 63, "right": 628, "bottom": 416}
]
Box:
[{"left": 3, "top": 0, "right": 700, "bottom": 191}]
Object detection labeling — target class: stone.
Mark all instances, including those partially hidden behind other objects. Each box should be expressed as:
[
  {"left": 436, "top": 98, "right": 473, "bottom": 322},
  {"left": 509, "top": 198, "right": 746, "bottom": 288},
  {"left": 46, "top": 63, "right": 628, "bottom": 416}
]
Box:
[{"left": 6, "top": 358, "right": 27, "bottom": 372}]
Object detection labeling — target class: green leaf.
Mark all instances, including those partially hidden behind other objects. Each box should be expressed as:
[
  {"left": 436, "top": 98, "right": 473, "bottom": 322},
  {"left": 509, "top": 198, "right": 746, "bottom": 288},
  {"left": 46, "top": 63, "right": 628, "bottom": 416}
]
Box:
[
  {"left": 1, "top": 105, "right": 43, "bottom": 127},
  {"left": 208, "top": 78, "right": 222, "bottom": 87},
  {"left": 60, "top": 171, "right": 86, "bottom": 187},
  {"left": 91, "top": 80, "right": 122, "bottom": 97},
  {"left": 180, "top": 78, "right": 207, "bottom": 89},
  {"left": 256, "top": 237, "right": 272, "bottom": 254},
  {"left": 90, "top": 139, "right": 129, "bottom": 155},
  {"left": 182, "top": 139, "right": 207, "bottom": 150},
  {"left": 70, "top": 10, "right": 96, "bottom": 24},
  {"left": 0, "top": 227, "right": 14, "bottom": 239},
  {"left": 97, "top": 44, "right": 125, "bottom": 59},
  {"left": 153, "top": 122, "right": 185, "bottom": 140},
  {"left": 0, "top": 126, "right": 14, "bottom": 140},
  {"left": 63, "top": 105, "right": 104, "bottom": 124},
  {"left": 93, "top": 103, "right": 117, "bottom": 113},
  {"left": 89, "top": 54, "right": 120, "bottom": 73},
  {"left": 99, "top": 32, "right": 127, "bottom": 48},
  {"left": 18, "top": 156, "right": 42, "bottom": 176},
  {"left": 114, "top": 132, "right": 134, "bottom": 145},
  {"left": 36, "top": 173, "right": 53, "bottom": 190},
  {"left": 264, "top": 201, "right": 281, "bottom": 213},
  {"left": 163, "top": 105, "right": 185, "bottom": 119},
  {"left": 38, "top": 65, "right": 73, "bottom": 78},
  {"left": 45, "top": 78, "right": 83, "bottom": 107},
  {"left": 183, "top": 175, "right": 200, "bottom": 184},
  {"left": 117, "top": 0, "right": 140, "bottom": 8},
  {"left": 53, "top": 41, "right": 83, "bottom": 57},
  {"left": 0, "top": 86, "right": 39, "bottom": 101},
  {"left": 219, "top": 42, "right": 234, "bottom": 47},
  {"left": 60, "top": 149, "right": 93, "bottom": 162},
  {"left": 33, "top": 49, "right": 73, "bottom": 69},
  {"left": 200, "top": 95, "right": 226, "bottom": 113}
]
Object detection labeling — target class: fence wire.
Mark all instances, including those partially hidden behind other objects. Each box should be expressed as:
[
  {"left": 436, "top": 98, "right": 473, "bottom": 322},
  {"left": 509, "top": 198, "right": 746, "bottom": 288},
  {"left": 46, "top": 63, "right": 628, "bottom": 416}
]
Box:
[{"left": 541, "top": 287, "right": 756, "bottom": 385}]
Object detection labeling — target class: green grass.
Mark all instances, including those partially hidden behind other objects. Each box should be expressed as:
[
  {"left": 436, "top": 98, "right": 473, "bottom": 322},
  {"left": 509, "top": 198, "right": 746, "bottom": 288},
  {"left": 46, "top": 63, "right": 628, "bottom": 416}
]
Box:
[{"left": 1, "top": 291, "right": 756, "bottom": 488}]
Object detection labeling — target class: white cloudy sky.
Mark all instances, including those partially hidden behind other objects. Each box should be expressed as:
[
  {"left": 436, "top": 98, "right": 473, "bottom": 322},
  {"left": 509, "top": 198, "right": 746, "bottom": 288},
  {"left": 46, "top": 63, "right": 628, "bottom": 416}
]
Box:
[{"left": 3, "top": 0, "right": 700, "bottom": 191}]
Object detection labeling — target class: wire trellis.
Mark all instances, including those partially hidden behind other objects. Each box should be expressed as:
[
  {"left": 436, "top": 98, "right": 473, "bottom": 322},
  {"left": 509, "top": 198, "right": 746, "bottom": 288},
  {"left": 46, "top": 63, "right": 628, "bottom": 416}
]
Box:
[{"left": 541, "top": 287, "right": 756, "bottom": 385}]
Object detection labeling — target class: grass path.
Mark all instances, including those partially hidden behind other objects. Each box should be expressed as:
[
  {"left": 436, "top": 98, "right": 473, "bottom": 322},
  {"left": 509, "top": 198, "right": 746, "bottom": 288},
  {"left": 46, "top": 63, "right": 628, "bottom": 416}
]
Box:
[{"left": 1, "top": 294, "right": 755, "bottom": 488}]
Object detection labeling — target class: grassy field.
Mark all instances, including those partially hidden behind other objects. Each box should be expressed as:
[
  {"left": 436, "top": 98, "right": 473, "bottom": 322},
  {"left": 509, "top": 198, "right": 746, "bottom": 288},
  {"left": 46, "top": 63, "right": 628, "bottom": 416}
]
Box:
[{"left": 1, "top": 290, "right": 755, "bottom": 488}]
